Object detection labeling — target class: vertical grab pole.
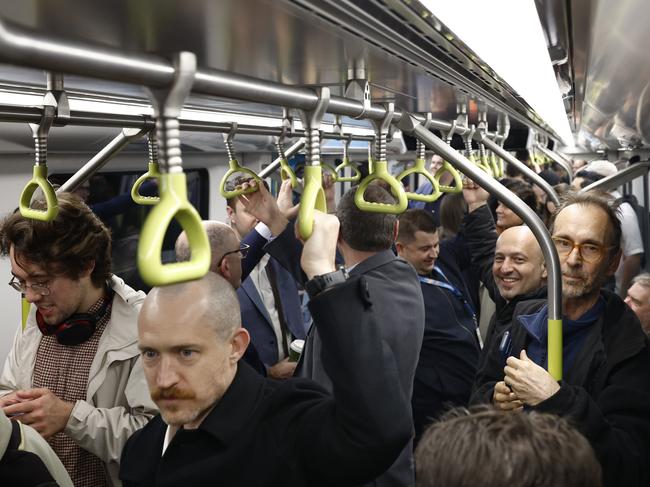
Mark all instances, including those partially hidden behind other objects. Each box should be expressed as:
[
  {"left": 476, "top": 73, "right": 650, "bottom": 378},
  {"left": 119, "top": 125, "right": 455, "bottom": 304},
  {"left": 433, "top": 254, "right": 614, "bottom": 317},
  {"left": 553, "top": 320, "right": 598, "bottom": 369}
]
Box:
[{"left": 397, "top": 113, "right": 564, "bottom": 380}]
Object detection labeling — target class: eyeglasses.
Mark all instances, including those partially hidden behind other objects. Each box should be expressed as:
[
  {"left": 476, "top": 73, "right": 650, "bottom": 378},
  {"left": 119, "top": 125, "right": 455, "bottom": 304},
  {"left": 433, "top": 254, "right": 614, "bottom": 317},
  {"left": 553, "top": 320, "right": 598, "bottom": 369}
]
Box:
[
  {"left": 551, "top": 237, "right": 614, "bottom": 264},
  {"left": 217, "top": 243, "right": 250, "bottom": 268},
  {"left": 8, "top": 276, "right": 51, "bottom": 296}
]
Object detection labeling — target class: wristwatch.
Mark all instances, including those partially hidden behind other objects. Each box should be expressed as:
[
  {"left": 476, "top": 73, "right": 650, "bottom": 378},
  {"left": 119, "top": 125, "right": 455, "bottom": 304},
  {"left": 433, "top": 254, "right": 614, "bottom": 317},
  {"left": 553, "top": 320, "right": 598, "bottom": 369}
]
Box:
[{"left": 305, "top": 268, "right": 348, "bottom": 298}]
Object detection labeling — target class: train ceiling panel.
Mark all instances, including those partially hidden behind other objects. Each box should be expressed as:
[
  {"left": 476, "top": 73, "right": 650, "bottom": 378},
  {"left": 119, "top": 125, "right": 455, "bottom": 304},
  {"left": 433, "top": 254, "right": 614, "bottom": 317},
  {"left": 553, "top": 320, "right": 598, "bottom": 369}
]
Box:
[{"left": 0, "top": 0, "right": 564, "bottom": 154}]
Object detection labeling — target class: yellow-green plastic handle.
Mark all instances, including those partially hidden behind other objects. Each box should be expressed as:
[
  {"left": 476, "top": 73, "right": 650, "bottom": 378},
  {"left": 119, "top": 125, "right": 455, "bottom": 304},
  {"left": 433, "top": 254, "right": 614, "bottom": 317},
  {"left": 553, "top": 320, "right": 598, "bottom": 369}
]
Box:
[
  {"left": 138, "top": 172, "right": 210, "bottom": 286},
  {"left": 490, "top": 153, "right": 503, "bottom": 178},
  {"left": 397, "top": 158, "right": 442, "bottom": 202},
  {"left": 279, "top": 158, "right": 299, "bottom": 188},
  {"left": 335, "top": 157, "right": 361, "bottom": 183},
  {"left": 475, "top": 153, "right": 494, "bottom": 176},
  {"left": 219, "top": 159, "right": 263, "bottom": 199},
  {"left": 548, "top": 318, "right": 563, "bottom": 380},
  {"left": 321, "top": 163, "right": 338, "bottom": 182},
  {"left": 435, "top": 160, "right": 463, "bottom": 194},
  {"left": 21, "top": 297, "right": 30, "bottom": 331},
  {"left": 354, "top": 160, "right": 408, "bottom": 214},
  {"left": 298, "top": 165, "right": 327, "bottom": 240},
  {"left": 131, "top": 162, "right": 161, "bottom": 205},
  {"left": 19, "top": 165, "right": 58, "bottom": 221}
]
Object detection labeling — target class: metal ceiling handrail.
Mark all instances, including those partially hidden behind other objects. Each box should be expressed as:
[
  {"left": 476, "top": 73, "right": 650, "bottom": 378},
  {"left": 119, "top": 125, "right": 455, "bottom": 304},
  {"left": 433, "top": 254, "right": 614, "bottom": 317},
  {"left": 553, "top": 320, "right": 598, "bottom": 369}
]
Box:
[
  {"left": 0, "top": 17, "right": 501, "bottom": 140},
  {"left": 397, "top": 113, "right": 564, "bottom": 380},
  {"left": 581, "top": 162, "right": 650, "bottom": 193},
  {"left": 480, "top": 136, "right": 561, "bottom": 206},
  {"left": 0, "top": 103, "right": 375, "bottom": 141},
  {"left": 536, "top": 144, "right": 574, "bottom": 182},
  {"left": 58, "top": 127, "right": 149, "bottom": 194}
]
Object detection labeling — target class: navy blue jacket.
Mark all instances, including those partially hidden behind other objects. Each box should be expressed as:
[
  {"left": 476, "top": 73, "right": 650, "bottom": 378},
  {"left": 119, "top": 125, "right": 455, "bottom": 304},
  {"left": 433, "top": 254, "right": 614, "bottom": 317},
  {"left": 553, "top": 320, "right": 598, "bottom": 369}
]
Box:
[
  {"left": 237, "top": 256, "right": 307, "bottom": 367},
  {"left": 412, "top": 237, "right": 481, "bottom": 439}
]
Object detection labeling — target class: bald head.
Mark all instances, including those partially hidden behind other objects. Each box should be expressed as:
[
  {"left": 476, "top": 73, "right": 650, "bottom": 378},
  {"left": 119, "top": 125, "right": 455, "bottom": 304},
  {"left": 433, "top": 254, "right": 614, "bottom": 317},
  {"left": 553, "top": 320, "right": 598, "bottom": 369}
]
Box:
[
  {"left": 142, "top": 272, "right": 241, "bottom": 340},
  {"left": 493, "top": 226, "right": 546, "bottom": 301},
  {"left": 176, "top": 221, "right": 238, "bottom": 270}
]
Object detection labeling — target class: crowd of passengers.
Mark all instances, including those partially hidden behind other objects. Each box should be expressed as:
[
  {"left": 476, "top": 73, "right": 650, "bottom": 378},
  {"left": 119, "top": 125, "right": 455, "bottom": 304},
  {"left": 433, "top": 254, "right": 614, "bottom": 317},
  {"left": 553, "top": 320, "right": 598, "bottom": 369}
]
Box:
[{"left": 0, "top": 150, "right": 649, "bottom": 487}]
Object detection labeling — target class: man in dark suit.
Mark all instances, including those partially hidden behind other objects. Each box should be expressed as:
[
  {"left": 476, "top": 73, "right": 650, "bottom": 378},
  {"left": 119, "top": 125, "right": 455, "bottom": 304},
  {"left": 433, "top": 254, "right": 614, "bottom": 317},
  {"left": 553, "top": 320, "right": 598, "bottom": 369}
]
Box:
[
  {"left": 395, "top": 209, "right": 481, "bottom": 442},
  {"left": 226, "top": 179, "right": 307, "bottom": 379},
  {"left": 259, "top": 184, "right": 425, "bottom": 486},
  {"left": 120, "top": 211, "right": 412, "bottom": 487}
]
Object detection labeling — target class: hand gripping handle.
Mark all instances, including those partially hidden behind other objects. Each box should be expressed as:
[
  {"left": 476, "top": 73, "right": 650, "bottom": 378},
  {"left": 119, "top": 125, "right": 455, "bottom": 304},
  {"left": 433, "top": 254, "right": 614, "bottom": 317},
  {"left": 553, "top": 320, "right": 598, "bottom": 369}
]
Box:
[
  {"left": 354, "top": 160, "right": 408, "bottom": 214},
  {"left": 279, "top": 159, "right": 299, "bottom": 188},
  {"left": 219, "top": 158, "right": 263, "bottom": 199},
  {"left": 137, "top": 172, "right": 210, "bottom": 286},
  {"left": 19, "top": 165, "right": 59, "bottom": 221}
]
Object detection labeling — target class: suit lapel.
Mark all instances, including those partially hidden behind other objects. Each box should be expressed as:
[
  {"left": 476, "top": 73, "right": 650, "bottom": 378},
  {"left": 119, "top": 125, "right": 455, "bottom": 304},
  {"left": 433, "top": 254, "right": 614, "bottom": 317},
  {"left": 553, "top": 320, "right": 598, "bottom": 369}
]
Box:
[{"left": 241, "top": 276, "right": 273, "bottom": 325}]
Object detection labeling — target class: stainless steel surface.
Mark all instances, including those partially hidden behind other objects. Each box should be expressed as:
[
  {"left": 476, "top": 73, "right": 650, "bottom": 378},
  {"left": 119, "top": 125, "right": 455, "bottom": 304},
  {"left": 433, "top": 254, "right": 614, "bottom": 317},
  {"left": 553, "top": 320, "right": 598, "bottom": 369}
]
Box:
[
  {"left": 398, "top": 113, "right": 562, "bottom": 324},
  {"left": 259, "top": 139, "right": 305, "bottom": 178},
  {"left": 58, "top": 127, "right": 148, "bottom": 193},
  {"left": 481, "top": 137, "right": 561, "bottom": 206},
  {"left": 536, "top": 144, "right": 573, "bottom": 182},
  {"left": 0, "top": 1, "right": 552, "bottom": 140},
  {"left": 581, "top": 162, "right": 650, "bottom": 193},
  {"left": 299, "top": 87, "right": 330, "bottom": 167}
]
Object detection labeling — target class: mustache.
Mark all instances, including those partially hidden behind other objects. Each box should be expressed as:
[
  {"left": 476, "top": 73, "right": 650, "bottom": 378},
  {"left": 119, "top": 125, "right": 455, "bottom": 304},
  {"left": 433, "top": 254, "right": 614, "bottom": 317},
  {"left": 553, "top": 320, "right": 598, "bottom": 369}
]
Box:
[{"left": 151, "top": 386, "right": 196, "bottom": 401}]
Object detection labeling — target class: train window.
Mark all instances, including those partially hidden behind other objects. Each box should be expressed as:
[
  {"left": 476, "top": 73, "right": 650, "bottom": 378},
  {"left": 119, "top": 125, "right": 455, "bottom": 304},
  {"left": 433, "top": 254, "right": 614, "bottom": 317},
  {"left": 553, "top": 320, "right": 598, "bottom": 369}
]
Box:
[{"left": 50, "top": 169, "right": 210, "bottom": 292}]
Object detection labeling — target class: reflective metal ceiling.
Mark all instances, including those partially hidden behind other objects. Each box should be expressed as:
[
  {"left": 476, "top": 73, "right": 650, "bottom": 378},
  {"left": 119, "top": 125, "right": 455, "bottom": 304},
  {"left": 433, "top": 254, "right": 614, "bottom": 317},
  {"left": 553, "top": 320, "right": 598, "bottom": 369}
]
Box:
[
  {"left": 0, "top": 0, "right": 558, "bottom": 153},
  {"left": 537, "top": 0, "right": 650, "bottom": 152}
]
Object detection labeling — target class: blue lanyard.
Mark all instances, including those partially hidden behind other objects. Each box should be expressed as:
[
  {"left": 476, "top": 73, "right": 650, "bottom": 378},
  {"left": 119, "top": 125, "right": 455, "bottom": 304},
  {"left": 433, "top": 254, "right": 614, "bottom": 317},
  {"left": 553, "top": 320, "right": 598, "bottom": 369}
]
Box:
[{"left": 419, "top": 266, "right": 483, "bottom": 348}]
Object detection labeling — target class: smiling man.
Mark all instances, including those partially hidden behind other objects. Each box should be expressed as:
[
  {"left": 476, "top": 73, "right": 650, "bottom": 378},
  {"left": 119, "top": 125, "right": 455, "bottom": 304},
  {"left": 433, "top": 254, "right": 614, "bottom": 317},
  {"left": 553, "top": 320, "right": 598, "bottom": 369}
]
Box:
[
  {"left": 472, "top": 191, "right": 650, "bottom": 487},
  {"left": 0, "top": 193, "right": 156, "bottom": 487},
  {"left": 462, "top": 180, "right": 547, "bottom": 355},
  {"left": 396, "top": 209, "right": 481, "bottom": 441}
]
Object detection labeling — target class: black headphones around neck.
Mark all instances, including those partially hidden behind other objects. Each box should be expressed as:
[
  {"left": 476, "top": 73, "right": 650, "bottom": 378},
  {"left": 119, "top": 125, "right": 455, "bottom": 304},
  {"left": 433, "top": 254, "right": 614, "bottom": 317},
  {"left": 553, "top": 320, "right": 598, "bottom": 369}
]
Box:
[{"left": 35, "top": 297, "right": 111, "bottom": 346}]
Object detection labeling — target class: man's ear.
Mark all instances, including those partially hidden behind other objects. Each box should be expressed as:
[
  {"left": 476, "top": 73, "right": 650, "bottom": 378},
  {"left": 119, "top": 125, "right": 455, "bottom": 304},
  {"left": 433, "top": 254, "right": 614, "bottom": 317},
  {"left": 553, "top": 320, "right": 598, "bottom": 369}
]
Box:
[
  {"left": 606, "top": 248, "right": 623, "bottom": 276},
  {"left": 229, "top": 328, "right": 250, "bottom": 364},
  {"left": 395, "top": 241, "right": 405, "bottom": 255},
  {"left": 393, "top": 220, "right": 399, "bottom": 243},
  {"left": 220, "top": 257, "right": 232, "bottom": 280},
  {"left": 81, "top": 260, "right": 96, "bottom": 279},
  {"left": 541, "top": 264, "right": 548, "bottom": 280},
  {"left": 226, "top": 206, "right": 235, "bottom": 223}
]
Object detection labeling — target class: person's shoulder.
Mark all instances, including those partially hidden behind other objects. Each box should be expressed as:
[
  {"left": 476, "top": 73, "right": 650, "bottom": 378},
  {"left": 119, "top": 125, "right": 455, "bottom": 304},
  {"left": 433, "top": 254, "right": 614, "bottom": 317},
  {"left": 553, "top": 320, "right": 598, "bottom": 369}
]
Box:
[
  {"left": 124, "top": 414, "right": 165, "bottom": 450},
  {"left": 109, "top": 274, "right": 147, "bottom": 308},
  {"left": 261, "top": 377, "right": 331, "bottom": 415}
]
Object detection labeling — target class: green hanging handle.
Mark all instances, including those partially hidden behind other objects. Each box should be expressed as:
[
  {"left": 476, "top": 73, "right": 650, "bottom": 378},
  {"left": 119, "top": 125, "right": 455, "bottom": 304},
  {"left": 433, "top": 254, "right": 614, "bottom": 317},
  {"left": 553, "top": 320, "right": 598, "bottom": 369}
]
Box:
[
  {"left": 321, "top": 163, "right": 338, "bottom": 182},
  {"left": 491, "top": 152, "right": 504, "bottom": 178},
  {"left": 219, "top": 122, "right": 263, "bottom": 198},
  {"left": 138, "top": 172, "right": 210, "bottom": 286},
  {"left": 219, "top": 158, "right": 263, "bottom": 199},
  {"left": 298, "top": 165, "right": 327, "bottom": 240},
  {"left": 336, "top": 136, "right": 361, "bottom": 182},
  {"left": 131, "top": 162, "right": 161, "bottom": 205},
  {"left": 275, "top": 138, "right": 299, "bottom": 188},
  {"left": 335, "top": 157, "right": 361, "bottom": 182},
  {"left": 355, "top": 160, "right": 408, "bottom": 214},
  {"left": 435, "top": 160, "right": 463, "bottom": 194},
  {"left": 19, "top": 165, "right": 59, "bottom": 221},
  {"left": 397, "top": 158, "right": 442, "bottom": 202},
  {"left": 279, "top": 159, "right": 299, "bottom": 188}
]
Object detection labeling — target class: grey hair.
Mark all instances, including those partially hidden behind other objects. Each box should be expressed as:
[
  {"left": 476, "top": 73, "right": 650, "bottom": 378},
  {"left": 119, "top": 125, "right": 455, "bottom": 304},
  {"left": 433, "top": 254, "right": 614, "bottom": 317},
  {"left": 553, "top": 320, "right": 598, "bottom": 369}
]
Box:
[
  {"left": 175, "top": 221, "right": 238, "bottom": 272},
  {"left": 149, "top": 272, "right": 241, "bottom": 340},
  {"left": 632, "top": 272, "right": 650, "bottom": 289}
]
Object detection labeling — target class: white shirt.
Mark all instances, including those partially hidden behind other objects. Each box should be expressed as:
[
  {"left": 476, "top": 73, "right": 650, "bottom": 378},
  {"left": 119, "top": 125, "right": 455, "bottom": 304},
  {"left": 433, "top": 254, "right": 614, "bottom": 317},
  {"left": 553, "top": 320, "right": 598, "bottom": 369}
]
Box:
[
  {"left": 249, "top": 255, "right": 290, "bottom": 360},
  {"left": 162, "top": 425, "right": 178, "bottom": 456},
  {"left": 612, "top": 191, "right": 644, "bottom": 291}
]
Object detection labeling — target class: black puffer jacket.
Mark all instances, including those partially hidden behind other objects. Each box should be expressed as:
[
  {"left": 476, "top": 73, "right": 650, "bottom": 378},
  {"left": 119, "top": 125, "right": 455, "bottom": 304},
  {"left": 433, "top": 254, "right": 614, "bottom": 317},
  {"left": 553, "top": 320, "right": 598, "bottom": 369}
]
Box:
[
  {"left": 471, "top": 291, "right": 650, "bottom": 487},
  {"left": 461, "top": 205, "right": 547, "bottom": 353}
]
